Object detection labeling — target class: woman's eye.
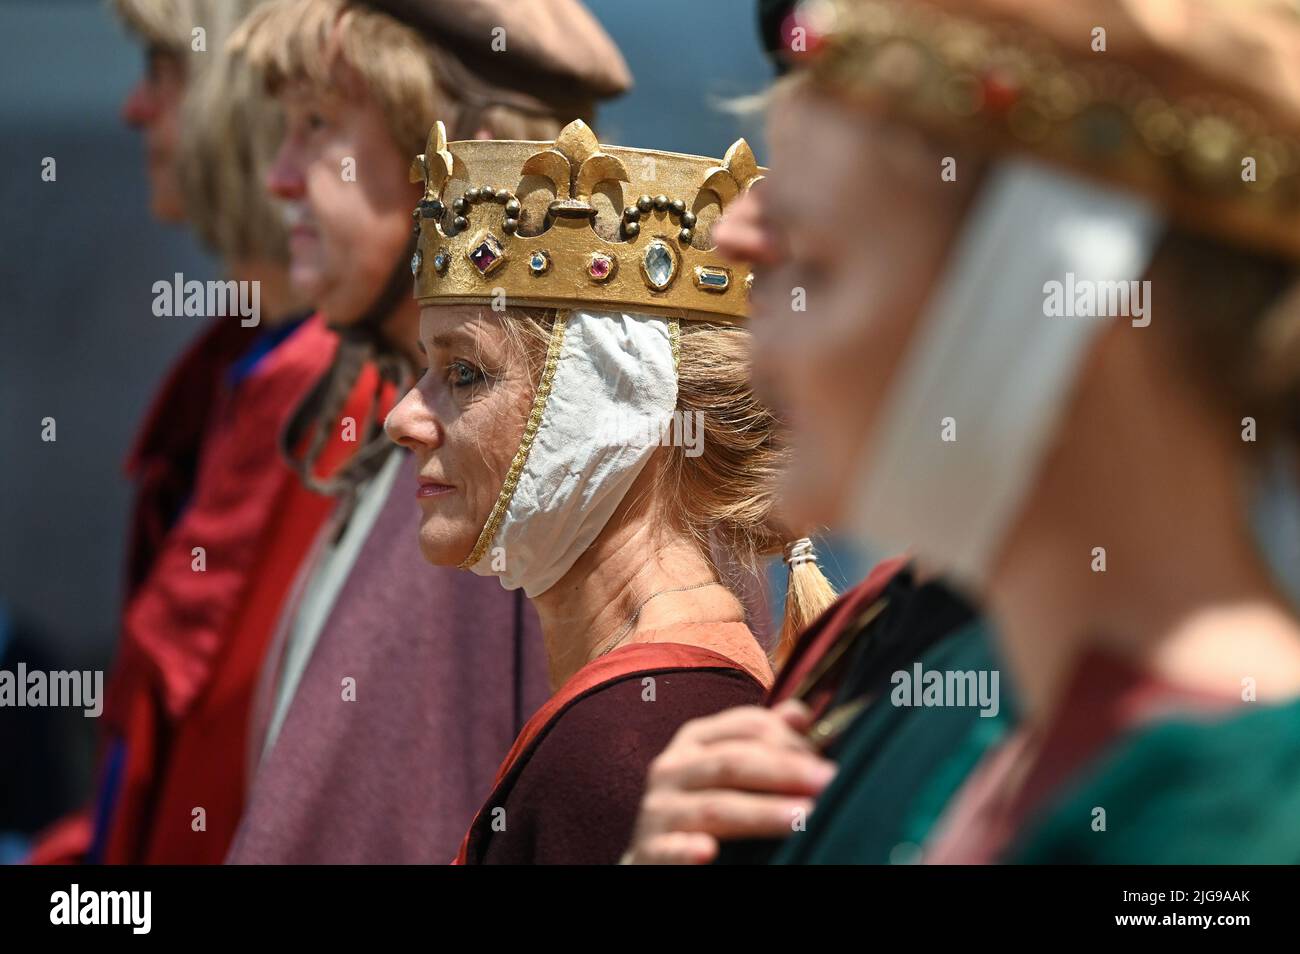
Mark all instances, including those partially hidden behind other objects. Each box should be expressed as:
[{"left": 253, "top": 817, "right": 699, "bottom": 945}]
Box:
[
  {"left": 306, "top": 112, "right": 327, "bottom": 132},
  {"left": 446, "top": 361, "right": 483, "bottom": 389}
]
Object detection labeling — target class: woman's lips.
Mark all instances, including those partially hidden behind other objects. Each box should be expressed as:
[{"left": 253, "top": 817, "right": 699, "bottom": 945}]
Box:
[{"left": 417, "top": 480, "right": 454, "bottom": 499}]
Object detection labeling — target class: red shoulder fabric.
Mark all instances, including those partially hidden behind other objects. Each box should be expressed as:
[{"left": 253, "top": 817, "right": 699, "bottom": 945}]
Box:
[
  {"left": 133, "top": 355, "right": 391, "bottom": 864},
  {"left": 29, "top": 315, "right": 384, "bottom": 865},
  {"left": 454, "top": 640, "right": 763, "bottom": 864},
  {"left": 109, "top": 318, "right": 348, "bottom": 715},
  {"left": 123, "top": 319, "right": 251, "bottom": 598},
  {"left": 28, "top": 319, "right": 253, "bottom": 867},
  {"left": 765, "top": 555, "right": 909, "bottom": 716}
]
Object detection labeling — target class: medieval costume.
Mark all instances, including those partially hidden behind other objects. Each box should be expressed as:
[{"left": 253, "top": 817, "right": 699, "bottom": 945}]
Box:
[
  {"left": 460, "top": 639, "right": 768, "bottom": 864},
  {"left": 27, "top": 312, "right": 376, "bottom": 864},
  {"left": 397, "top": 120, "right": 781, "bottom": 865},
  {"left": 782, "top": 0, "right": 1300, "bottom": 864},
  {"left": 30, "top": 0, "right": 374, "bottom": 862},
  {"left": 225, "top": 0, "right": 633, "bottom": 864},
  {"left": 716, "top": 561, "right": 1011, "bottom": 864},
  {"left": 226, "top": 447, "right": 551, "bottom": 863},
  {"left": 1005, "top": 675, "right": 1300, "bottom": 864}
]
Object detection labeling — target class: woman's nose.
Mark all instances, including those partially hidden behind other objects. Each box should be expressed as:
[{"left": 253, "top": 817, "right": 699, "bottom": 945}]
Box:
[
  {"left": 120, "top": 79, "right": 155, "bottom": 129},
  {"left": 266, "top": 142, "right": 307, "bottom": 200},
  {"left": 385, "top": 385, "right": 439, "bottom": 452}
]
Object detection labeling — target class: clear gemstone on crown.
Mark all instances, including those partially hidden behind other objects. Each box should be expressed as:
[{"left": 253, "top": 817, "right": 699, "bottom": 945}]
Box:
[{"left": 641, "top": 240, "right": 677, "bottom": 291}]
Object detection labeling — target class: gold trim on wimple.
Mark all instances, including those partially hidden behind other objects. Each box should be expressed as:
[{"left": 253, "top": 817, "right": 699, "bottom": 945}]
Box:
[
  {"left": 668, "top": 317, "right": 681, "bottom": 374},
  {"left": 458, "top": 311, "right": 571, "bottom": 571}
]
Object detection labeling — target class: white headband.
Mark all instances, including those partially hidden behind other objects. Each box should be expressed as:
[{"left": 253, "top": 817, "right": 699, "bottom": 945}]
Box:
[
  {"left": 846, "top": 158, "right": 1163, "bottom": 589},
  {"left": 461, "top": 309, "right": 678, "bottom": 597}
]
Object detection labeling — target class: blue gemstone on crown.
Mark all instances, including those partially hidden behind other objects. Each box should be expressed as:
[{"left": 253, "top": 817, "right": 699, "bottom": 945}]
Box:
[
  {"left": 529, "top": 251, "right": 551, "bottom": 275},
  {"left": 695, "top": 266, "right": 731, "bottom": 292}
]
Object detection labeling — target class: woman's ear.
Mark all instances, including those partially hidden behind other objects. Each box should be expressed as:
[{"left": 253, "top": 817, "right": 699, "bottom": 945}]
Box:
[{"left": 474, "top": 127, "right": 493, "bottom": 141}]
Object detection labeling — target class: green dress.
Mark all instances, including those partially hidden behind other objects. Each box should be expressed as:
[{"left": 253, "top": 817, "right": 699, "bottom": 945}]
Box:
[
  {"left": 1008, "top": 695, "right": 1300, "bottom": 864},
  {"left": 770, "top": 619, "right": 1015, "bottom": 864}
]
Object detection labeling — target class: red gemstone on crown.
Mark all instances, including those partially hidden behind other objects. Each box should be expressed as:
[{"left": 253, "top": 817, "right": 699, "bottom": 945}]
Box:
[
  {"left": 980, "top": 69, "right": 1020, "bottom": 115},
  {"left": 470, "top": 241, "right": 499, "bottom": 274},
  {"left": 589, "top": 255, "right": 613, "bottom": 280}
]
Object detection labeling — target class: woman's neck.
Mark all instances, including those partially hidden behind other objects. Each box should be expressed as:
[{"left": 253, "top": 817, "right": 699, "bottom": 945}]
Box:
[
  {"left": 528, "top": 495, "right": 747, "bottom": 690},
  {"left": 987, "top": 327, "right": 1300, "bottom": 723}
]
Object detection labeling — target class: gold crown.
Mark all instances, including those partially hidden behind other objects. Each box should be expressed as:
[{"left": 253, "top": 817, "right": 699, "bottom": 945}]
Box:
[{"left": 408, "top": 120, "right": 765, "bottom": 322}]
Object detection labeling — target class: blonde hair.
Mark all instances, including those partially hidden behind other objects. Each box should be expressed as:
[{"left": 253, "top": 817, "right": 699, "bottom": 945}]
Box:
[
  {"left": 233, "top": 0, "right": 577, "bottom": 499},
  {"left": 230, "top": 0, "right": 569, "bottom": 158},
  {"left": 114, "top": 0, "right": 289, "bottom": 262},
  {"left": 670, "top": 319, "right": 838, "bottom": 662},
  {"left": 498, "top": 308, "right": 838, "bottom": 665}
]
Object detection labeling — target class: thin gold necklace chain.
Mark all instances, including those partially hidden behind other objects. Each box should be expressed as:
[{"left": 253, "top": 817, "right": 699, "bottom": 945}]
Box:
[{"left": 596, "top": 579, "right": 726, "bottom": 658}]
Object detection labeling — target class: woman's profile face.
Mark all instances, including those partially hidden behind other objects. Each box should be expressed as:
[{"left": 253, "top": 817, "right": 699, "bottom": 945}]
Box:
[
  {"left": 120, "top": 46, "right": 187, "bottom": 223},
  {"left": 716, "top": 88, "right": 976, "bottom": 533},
  {"left": 385, "top": 305, "right": 536, "bottom": 566}
]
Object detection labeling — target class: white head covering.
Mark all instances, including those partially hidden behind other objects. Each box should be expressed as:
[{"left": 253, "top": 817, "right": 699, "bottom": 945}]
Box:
[
  {"left": 845, "top": 159, "right": 1163, "bottom": 589},
  {"left": 461, "top": 308, "right": 678, "bottom": 596}
]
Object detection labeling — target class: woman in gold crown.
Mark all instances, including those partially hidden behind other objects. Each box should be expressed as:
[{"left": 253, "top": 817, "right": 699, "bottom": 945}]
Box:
[
  {"left": 384, "top": 120, "right": 837, "bottom": 864},
  {"left": 628, "top": 0, "right": 1300, "bottom": 864}
]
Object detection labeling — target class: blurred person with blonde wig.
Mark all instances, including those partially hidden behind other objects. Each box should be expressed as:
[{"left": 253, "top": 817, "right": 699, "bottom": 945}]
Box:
[
  {"left": 27, "top": 0, "right": 377, "bottom": 865},
  {"left": 222, "top": 0, "right": 640, "bottom": 864}
]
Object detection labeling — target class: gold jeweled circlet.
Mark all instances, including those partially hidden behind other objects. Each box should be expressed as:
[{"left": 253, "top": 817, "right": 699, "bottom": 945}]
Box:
[{"left": 408, "top": 120, "right": 765, "bottom": 322}]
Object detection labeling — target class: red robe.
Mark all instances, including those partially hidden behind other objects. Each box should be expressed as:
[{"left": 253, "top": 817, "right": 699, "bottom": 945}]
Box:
[
  {"left": 30, "top": 315, "right": 382, "bottom": 864},
  {"left": 123, "top": 320, "right": 253, "bottom": 598}
]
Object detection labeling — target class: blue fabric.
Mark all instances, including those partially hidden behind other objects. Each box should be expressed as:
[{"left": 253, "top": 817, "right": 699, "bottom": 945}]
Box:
[
  {"left": 226, "top": 317, "right": 305, "bottom": 388},
  {"left": 0, "top": 833, "right": 31, "bottom": 865},
  {"left": 87, "top": 739, "right": 126, "bottom": 865}
]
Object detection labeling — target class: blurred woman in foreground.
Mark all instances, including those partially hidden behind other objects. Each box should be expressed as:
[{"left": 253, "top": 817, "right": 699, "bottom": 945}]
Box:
[{"left": 628, "top": 0, "right": 1300, "bottom": 864}]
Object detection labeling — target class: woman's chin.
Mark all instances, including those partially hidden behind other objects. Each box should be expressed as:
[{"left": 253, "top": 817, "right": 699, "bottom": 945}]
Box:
[{"left": 418, "top": 527, "right": 474, "bottom": 567}]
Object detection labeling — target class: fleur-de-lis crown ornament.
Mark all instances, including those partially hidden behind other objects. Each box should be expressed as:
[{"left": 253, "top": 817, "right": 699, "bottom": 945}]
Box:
[{"left": 408, "top": 120, "right": 765, "bottom": 321}]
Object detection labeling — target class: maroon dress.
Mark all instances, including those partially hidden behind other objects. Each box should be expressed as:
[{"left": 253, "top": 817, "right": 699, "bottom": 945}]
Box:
[{"left": 456, "top": 630, "right": 770, "bottom": 865}]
